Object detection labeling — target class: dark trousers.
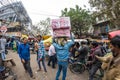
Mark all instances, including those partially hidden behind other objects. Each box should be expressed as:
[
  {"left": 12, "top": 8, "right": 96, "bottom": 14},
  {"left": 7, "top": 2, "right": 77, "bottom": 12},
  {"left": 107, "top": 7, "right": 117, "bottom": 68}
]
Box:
[
  {"left": 89, "top": 64, "right": 100, "bottom": 80},
  {"left": 48, "top": 55, "right": 56, "bottom": 68},
  {"left": 37, "top": 58, "right": 47, "bottom": 72},
  {"left": 22, "top": 60, "right": 33, "bottom": 77},
  {"left": 55, "top": 54, "right": 57, "bottom": 64}
]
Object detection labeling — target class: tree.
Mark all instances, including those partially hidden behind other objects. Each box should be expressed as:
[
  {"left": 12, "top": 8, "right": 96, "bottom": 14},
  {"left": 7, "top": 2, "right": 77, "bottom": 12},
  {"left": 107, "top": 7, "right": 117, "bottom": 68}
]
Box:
[
  {"left": 32, "top": 18, "right": 51, "bottom": 35},
  {"left": 61, "top": 5, "right": 93, "bottom": 36},
  {"left": 89, "top": 0, "right": 120, "bottom": 27}
]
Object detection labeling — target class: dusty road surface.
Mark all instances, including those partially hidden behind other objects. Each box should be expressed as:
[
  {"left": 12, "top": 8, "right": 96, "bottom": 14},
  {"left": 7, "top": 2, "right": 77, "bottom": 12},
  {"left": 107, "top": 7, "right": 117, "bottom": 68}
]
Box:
[{"left": 6, "top": 50, "right": 89, "bottom": 80}]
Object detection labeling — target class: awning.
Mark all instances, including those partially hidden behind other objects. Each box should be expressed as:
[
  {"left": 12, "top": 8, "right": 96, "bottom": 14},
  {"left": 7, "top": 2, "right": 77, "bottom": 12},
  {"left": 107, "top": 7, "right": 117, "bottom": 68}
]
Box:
[
  {"left": 22, "top": 34, "right": 28, "bottom": 39},
  {"left": 108, "top": 30, "right": 120, "bottom": 39},
  {"left": 43, "top": 37, "right": 52, "bottom": 43}
]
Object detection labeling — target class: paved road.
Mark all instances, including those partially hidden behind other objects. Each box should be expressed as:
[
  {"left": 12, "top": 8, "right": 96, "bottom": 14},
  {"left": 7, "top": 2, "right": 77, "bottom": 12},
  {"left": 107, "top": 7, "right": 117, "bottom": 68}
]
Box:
[{"left": 6, "top": 50, "right": 89, "bottom": 80}]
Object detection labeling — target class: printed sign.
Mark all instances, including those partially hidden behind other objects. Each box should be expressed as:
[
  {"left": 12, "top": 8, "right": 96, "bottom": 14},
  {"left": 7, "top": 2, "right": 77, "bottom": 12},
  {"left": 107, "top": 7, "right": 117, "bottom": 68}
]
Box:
[
  {"left": 0, "top": 32, "right": 22, "bottom": 37},
  {"left": 0, "top": 26, "right": 7, "bottom": 34}
]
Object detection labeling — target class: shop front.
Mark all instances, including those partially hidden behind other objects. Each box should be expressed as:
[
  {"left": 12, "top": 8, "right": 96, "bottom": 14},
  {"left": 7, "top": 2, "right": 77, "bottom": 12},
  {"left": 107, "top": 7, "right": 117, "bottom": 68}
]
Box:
[{"left": 0, "top": 32, "right": 22, "bottom": 37}]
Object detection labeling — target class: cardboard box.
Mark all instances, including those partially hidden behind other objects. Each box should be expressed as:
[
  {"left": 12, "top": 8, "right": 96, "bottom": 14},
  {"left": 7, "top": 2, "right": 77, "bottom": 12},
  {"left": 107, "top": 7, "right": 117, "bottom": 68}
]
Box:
[
  {"left": 51, "top": 17, "right": 71, "bottom": 37},
  {"left": 51, "top": 17, "right": 71, "bottom": 29},
  {"left": 53, "top": 28, "right": 70, "bottom": 37}
]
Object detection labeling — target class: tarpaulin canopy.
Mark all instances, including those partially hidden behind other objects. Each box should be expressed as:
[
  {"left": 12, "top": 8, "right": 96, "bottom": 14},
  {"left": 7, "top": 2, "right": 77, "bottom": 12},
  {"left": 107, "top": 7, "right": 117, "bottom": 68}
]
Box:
[
  {"left": 108, "top": 30, "right": 120, "bottom": 39},
  {"left": 43, "top": 37, "right": 52, "bottom": 51},
  {"left": 22, "top": 34, "right": 28, "bottom": 39},
  {"left": 42, "top": 35, "right": 51, "bottom": 40},
  {"left": 43, "top": 37, "right": 52, "bottom": 43}
]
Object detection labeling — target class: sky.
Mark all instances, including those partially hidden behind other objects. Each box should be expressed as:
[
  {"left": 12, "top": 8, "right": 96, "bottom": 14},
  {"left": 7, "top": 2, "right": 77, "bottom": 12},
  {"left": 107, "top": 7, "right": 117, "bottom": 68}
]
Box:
[{"left": 20, "top": 0, "right": 91, "bottom": 24}]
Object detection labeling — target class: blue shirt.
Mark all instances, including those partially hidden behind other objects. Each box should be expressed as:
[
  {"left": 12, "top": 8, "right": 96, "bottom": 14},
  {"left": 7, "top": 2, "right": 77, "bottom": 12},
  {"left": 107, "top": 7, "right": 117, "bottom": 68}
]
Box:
[
  {"left": 18, "top": 43, "right": 30, "bottom": 60},
  {"left": 53, "top": 36, "right": 74, "bottom": 61}
]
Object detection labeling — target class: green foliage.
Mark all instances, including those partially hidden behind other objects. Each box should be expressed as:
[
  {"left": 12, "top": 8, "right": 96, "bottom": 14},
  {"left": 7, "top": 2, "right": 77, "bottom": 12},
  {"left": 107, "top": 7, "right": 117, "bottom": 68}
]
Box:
[
  {"left": 89, "top": 0, "right": 120, "bottom": 26},
  {"left": 36, "top": 18, "right": 51, "bottom": 35},
  {"left": 61, "top": 5, "right": 93, "bottom": 35}
]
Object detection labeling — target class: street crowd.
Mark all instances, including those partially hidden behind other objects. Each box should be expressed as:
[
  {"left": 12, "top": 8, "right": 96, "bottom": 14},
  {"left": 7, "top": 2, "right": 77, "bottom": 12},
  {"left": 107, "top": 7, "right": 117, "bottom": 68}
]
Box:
[{"left": 0, "top": 33, "right": 120, "bottom": 80}]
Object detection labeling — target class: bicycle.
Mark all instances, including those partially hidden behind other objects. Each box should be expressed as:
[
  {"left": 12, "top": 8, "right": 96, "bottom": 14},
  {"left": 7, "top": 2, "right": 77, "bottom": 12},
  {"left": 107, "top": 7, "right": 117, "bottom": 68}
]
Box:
[
  {"left": 69, "top": 57, "right": 87, "bottom": 74},
  {"left": 69, "top": 58, "right": 104, "bottom": 80}
]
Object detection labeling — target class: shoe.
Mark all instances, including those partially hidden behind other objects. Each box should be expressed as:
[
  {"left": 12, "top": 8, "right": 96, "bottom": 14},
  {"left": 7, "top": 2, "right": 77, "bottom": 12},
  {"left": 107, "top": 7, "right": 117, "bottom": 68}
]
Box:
[
  {"left": 47, "top": 64, "right": 50, "bottom": 66},
  {"left": 37, "top": 69, "right": 41, "bottom": 72},
  {"left": 43, "top": 70, "right": 47, "bottom": 73},
  {"left": 43, "top": 71, "right": 47, "bottom": 75},
  {"left": 52, "top": 66, "right": 55, "bottom": 69},
  {"left": 25, "top": 70, "right": 27, "bottom": 73},
  {"left": 31, "top": 76, "right": 35, "bottom": 79},
  {"left": 52, "top": 67, "right": 55, "bottom": 69}
]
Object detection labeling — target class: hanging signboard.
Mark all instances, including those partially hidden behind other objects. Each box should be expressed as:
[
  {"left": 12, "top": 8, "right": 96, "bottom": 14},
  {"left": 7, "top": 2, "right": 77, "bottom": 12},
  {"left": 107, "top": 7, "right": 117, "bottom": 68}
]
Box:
[{"left": 0, "top": 26, "right": 7, "bottom": 34}]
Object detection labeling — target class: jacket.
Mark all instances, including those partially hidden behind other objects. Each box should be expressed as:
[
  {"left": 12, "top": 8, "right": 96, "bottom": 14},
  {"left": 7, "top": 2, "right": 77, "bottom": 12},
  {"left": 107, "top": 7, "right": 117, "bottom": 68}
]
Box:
[
  {"left": 102, "top": 55, "right": 120, "bottom": 80},
  {"left": 53, "top": 36, "right": 74, "bottom": 61},
  {"left": 97, "top": 53, "right": 120, "bottom": 80},
  {"left": 90, "top": 46, "right": 103, "bottom": 66}
]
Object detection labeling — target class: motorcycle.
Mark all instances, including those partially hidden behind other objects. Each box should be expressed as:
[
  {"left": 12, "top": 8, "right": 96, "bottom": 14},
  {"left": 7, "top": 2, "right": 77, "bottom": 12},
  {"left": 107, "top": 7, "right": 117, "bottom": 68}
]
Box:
[{"left": 69, "top": 57, "right": 86, "bottom": 74}]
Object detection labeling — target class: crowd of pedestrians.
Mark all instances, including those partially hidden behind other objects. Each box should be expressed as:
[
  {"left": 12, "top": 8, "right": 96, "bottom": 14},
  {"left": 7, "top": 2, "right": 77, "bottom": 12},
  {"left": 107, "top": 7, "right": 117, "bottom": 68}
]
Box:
[{"left": 1, "top": 34, "right": 120, "bottom": 80}]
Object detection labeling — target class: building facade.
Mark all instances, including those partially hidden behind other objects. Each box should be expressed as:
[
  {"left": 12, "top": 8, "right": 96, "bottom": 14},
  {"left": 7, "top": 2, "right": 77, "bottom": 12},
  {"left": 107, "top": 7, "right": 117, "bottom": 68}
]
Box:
[
  {"left": 89, "top": 0, "right": 120, "bottom": 39},
  {"left": 0, "top": 1, "right": 32, "bottom": 37}
]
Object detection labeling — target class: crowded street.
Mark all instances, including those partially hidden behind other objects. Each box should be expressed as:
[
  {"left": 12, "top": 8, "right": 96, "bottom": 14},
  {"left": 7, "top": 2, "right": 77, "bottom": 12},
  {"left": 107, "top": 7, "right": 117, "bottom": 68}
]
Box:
[
  {"left": 0, "top": 0, "right": 120, "bottom": 80},
  {"left": 6, "top": 50, "right": 88, "bottom": 80}
]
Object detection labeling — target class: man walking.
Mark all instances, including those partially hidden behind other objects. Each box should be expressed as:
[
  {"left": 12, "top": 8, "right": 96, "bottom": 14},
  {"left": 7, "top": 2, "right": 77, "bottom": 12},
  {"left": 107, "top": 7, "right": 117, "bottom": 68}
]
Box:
[
  {"left": 18, "top": 37, "right": 35, "bottom": 79},
  {"left": 36, "top": 35, "right": 47, "bottom": 72},
  {"left": 0, "top": 35, "right": 7, "bottom": 60},
  {"left": 53, "top": 33, "right": 74, "bottom": 80},
  {"left": 89, "top": 41, "right": 103, "bottom": 80},
  {"left": 48, "top": 44, "right": 56, "bottom": 68}
]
